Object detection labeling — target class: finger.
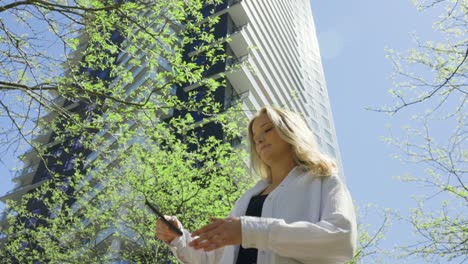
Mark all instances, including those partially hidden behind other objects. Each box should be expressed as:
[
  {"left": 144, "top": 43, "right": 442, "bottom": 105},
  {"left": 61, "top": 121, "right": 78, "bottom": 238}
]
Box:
[
  {"left": 157, "top": 220, "right": 179, "bottom": 235},
  {"left": 190, "top": 232, "right": 215, "bottom": 249},
  {"left": 204, "top": 233, "right": 225, "bottom": 250},
  {"left": 204, "top": 242, "right": 223, "bottom": 252},
  {"left": 192, "top": 224, "right": 216, "bottom": 237},
  {"left": 156, "top": 230, "right": 173, "bottom": 239},
  {"left": 191, "top": 235, "right": 221, "bottom": 250},
  {"left": 190, "top": 229, "right": 216, "bottom": 246},
  {"left": 156, "top": 234, "right": 171, "bottom": 242},
  {"left": 156, "top": 231, "right": 177, "bottom": 243},
  {"left": 156, "top": 233, "right": 171, "bottom": 242},
  {"left": 162, "top": 216, "right": 178, "bottom": 226},
  {"left": 157, "top": 217, "right": 172, "bottom": 227},
  {"left": 157, "top": 217, "right": 181, "bottom": 235},
  {"left": 157, "top": 229, "right": 174, "bottom": 236},
  {"left": 192, "top": 220, "right": 223, "bottom": 237},
  {"left": 200, "top": 235, "right": 225, "bottom": 251},
  {"left": 156, "top": 222, "right": 171, "bottom": 233},
  {"left": 190, "top": 225, "right": 224, "bottom": 248},
  {"left": 189, "top": 236, "right": 205, "bottom": 248},
  {"left": 166, "top": 215, "right": 179, "bottom": 223}
]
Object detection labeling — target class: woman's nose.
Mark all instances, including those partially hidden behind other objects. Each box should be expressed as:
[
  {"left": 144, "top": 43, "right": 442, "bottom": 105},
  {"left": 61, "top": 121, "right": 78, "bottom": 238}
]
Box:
[{"left": 254, "top": 133, "right": 264, "bottom": 144}]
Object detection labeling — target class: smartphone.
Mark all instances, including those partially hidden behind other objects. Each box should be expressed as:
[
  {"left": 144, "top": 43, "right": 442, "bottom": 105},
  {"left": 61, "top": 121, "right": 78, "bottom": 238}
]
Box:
[{"left": 145, "top": 199, "right": 183, "bottom": 236}]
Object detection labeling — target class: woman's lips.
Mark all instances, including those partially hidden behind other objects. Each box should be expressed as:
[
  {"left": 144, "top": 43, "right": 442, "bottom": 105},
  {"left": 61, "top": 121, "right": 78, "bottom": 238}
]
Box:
[{"left": 260, "top": 144, "right": 271, "bottom": 152}]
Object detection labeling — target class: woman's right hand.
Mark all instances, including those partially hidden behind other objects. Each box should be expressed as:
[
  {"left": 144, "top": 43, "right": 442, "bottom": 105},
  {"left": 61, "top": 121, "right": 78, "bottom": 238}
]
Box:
[{"left": 155, "top": 215, "right": 182, "bottom": 244}]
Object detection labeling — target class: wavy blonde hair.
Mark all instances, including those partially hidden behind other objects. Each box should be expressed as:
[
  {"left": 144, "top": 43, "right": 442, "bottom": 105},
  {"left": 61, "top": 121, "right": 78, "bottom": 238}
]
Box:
[{"left": 248, "top": 106, "right": 337, "bottom": 180}]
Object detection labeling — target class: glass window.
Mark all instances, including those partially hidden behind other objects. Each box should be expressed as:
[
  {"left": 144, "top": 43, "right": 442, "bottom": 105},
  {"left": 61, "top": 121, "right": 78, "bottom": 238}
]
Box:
[
  {"left": 321, "top": 115, "right": 330, "bottom": 129},
  {"left": 310, "top": 119, "right": 319, "bottom": 131},
  {"left": 320, "top": 103, "right": 328, "bottom": 114},
  {"left": 327, "top": 143, "right": 336, "bottom": 157},
  {"left": 324, "top": 129, "right": 333, "bottom": 142},
  {"left": 314, "top": 133, "right": 322, "bottom": 147}
]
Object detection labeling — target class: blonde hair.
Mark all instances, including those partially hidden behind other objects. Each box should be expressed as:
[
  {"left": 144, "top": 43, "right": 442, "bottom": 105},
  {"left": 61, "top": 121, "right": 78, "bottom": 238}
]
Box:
[{"left": 248, "top": 106, "right": 337, "bottom": 180}]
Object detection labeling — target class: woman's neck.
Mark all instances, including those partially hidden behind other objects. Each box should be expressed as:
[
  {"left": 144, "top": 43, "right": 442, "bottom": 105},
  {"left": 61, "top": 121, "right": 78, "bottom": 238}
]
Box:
[{"left": 268, "top": 158, "right": 297, "bottom": 186}]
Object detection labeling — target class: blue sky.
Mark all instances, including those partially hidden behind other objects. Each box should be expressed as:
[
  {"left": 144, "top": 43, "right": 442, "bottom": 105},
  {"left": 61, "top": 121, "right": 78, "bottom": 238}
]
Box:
[
  {"left": 311, "top": 1, "right": 454, "bottom": 263},
  {"left": 0, "top": 1, "right": 455, "bottom": 263}
]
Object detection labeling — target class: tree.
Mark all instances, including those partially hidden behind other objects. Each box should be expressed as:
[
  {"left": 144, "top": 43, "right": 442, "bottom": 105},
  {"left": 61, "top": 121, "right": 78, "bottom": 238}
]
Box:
[
  {"left": 0, "top": 0, "right": 233, "bottom": 159},
  {"left": 0, "top": 0, "right": 252, "bottom": 262},
  {"left": 377, "top": 0, "right": 467, "bottom": 262},
  {"left": 346, "top": 205, "right": 394, "bottom": 264}
]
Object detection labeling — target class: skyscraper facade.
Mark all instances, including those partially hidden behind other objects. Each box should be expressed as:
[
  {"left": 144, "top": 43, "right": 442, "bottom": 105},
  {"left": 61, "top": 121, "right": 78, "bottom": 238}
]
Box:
[
  {"left": 1, "top": 0, "right": 344, "bottom": 260},
  {"left": 225, "top": 0, "right": 343, "bottom": 173}
]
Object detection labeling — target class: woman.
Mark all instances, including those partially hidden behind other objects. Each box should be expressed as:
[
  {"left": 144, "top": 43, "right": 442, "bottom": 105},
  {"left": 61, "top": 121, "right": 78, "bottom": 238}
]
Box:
[{"left": 156, "top": 106, "right": 357, "bottom": 264}]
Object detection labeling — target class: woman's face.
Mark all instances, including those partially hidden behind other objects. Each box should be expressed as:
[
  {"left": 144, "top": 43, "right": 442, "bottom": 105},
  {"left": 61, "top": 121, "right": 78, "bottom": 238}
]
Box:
[{"left": 251, "top": 113, "right": 293, "bottom": 165}]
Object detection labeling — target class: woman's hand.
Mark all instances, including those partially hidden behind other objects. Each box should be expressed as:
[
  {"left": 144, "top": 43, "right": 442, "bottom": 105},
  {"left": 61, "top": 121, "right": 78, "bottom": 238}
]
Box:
[
  {"left": 189, "top": 217, "right": 242, "bottom": 251},
  {"left": 155, "top": 215, "right": 182, "bottom": 244}
]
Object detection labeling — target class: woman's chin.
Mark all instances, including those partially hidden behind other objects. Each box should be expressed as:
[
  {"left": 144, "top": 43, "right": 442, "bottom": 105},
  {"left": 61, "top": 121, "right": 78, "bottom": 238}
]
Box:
[{"left": 260, "top": 153, "right": 275, "bottom": 164}]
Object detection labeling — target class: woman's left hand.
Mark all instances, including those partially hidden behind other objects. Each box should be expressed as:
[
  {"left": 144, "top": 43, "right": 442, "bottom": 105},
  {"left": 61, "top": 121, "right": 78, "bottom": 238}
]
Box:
[{"left": 189, "top": 217, "right": 242, "bottom": 251}]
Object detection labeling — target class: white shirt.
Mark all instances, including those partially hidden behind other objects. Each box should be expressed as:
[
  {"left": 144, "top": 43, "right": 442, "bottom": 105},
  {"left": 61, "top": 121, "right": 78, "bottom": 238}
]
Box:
[{"left": 169, "top": 166, "right": 357, "bottom": 264}]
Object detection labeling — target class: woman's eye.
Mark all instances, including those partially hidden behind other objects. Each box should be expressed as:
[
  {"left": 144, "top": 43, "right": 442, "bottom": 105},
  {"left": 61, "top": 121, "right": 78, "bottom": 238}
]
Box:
[{"left": 265, "top": 128, "right": 272, "bottom": 133}]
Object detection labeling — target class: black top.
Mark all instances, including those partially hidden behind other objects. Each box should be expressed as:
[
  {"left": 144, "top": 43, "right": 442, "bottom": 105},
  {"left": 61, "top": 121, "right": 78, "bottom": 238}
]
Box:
[{"left": 235, "top": 193, "right": 268, "bottom": 264}]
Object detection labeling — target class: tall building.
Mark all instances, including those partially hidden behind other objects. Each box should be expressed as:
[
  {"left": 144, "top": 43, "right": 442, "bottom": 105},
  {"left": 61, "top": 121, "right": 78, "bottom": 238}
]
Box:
[
  {"left": 0, "top": 0, "right": 344, "bottom": 260},
  {"left": 225, "top": 0, "right": 343, "bottom": 173}
]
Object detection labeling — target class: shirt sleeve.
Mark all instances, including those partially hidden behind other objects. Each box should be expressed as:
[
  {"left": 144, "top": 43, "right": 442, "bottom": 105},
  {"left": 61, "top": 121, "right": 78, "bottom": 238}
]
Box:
[
  {"left": 164, "top": 182, "right": 264, "bottom": 264},
  {"left": 166, "top": 199, "right": 243, "bottom": 264},
  {"left": 240, "top": 175, "right": 357, "bottom": 263},
  {"left": 167, "top": 227, "right": 224, "bottom": 264}
]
